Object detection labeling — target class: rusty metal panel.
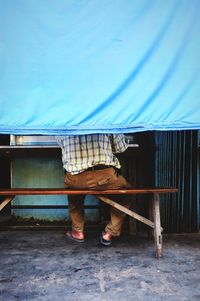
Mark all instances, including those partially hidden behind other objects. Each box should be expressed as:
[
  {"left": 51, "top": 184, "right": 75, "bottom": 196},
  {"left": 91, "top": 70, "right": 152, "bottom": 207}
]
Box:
[{"left": 155, "top": 131, "right": 199, "bottom": 232}]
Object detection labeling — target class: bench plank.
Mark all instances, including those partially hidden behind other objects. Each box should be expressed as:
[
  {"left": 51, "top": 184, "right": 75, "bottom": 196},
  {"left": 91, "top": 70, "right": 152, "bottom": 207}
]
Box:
[{"left": 0, "top": 187, "right": 178, "bottom": 195}]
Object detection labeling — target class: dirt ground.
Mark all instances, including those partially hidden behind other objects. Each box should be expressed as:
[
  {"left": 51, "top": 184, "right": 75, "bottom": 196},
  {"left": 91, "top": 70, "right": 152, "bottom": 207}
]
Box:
[{"left": 0, "top": 230, "right": 199, "bottom": 301}]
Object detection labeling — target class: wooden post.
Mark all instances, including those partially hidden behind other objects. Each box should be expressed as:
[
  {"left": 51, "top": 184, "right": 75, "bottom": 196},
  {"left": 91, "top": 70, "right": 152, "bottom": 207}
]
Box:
[
  {"left": 148, "top": 198, "right": 154, "bottom": 240},
  {"left": 128, "top": 201, "right": 137, "bottom": 235},
  {"left": 152, "top": 193, "right": 162, "bottom": 258}
]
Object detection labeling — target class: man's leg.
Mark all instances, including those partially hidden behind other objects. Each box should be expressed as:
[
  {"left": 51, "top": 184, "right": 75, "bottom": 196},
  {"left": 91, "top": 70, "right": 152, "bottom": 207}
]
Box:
[
  {"left": 66, "top": 194, "right": 85, "bottom": 241},
  {"left": 68, "top": 194, "right": 85, "bottom": 234},
  {"left": 85, "top": 167, "right": 132, "bottom": 244},
  {"left": 100, "top": 171, "right": 132, "bottom": 243},
  {"left": 64, "top": 172, "right": 86, "bottom": 241},
  {"left": 105, "top": 194, "right": 131, "bottom": 237}
]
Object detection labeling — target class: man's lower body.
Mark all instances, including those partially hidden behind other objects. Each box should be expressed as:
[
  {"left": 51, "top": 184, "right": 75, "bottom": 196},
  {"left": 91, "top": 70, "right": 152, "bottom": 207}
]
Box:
[{"left": 64, "top": 166, "right": 132, "bottom": 245}]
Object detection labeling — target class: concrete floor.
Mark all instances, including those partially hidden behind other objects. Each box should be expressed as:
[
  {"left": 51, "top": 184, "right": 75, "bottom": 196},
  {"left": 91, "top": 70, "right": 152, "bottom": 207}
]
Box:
[{"left": 0, "top": 231, "right": 199, "bottom": 301}]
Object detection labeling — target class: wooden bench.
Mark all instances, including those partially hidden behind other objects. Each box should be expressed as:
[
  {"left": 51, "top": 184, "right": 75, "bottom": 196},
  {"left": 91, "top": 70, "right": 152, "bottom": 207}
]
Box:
[{"left": 0, "top": 187, "right": 178, "bottom": 258}]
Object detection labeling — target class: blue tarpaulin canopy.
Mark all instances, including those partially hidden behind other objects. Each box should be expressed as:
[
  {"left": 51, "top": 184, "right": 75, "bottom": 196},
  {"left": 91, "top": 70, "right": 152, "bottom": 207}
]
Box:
[{"left": 0, "top": 0, "right": 200, "bottom": 135}]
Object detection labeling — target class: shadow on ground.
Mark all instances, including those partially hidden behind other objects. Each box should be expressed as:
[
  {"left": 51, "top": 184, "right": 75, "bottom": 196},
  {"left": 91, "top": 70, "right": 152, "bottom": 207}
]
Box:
[{"left": 0, "top": 231, "right": 199, "bottom": 301}]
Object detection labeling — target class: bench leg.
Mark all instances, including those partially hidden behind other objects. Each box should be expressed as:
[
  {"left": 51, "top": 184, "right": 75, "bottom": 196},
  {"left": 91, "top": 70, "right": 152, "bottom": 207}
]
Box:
[
  {"left": 152, "top": 193, "right": 162, "bottom": 259},
  {"left": 128, "top": 202, "right": 137, "bottom": 235},
  {"left": 148, "top": 199, "right": 154, "bottom": 240},
  {"left": 98, "top": 196, "right": 155, "bottom": 229},
  {"left": 0, "top": 197, "right": 14, "bottom": 212}
]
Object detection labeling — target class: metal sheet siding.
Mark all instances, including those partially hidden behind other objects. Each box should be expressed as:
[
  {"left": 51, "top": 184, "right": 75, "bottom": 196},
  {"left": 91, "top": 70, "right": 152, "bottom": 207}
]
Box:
[{"left": 155, "top": 131, "right": 199, "bottom": 232}]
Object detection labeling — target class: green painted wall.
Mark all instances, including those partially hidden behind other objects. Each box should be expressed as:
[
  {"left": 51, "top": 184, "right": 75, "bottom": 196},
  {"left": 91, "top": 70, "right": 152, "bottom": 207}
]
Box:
[{"left": 11, "top": 157, "right": 99, "bottom": 222}]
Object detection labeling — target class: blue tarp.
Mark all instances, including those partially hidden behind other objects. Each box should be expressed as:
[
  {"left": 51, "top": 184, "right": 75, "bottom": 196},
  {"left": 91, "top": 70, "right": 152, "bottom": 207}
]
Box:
[{"left": 0, "top": 0, "right": 200, "bottom": 135}]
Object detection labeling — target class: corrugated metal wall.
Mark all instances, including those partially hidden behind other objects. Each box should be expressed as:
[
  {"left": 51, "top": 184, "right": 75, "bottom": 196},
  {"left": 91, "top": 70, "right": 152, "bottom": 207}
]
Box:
[{"left": 155, "top": 130, "right": 199, "bottom": 232}]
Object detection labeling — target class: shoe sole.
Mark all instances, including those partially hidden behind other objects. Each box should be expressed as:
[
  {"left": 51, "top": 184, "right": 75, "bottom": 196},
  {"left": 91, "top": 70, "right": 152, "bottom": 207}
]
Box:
[
  {"left": 66, "top": 231, "right": 85, "bottom": 243},
  {"left": 100, "top": 234, "right": 112, "bottom": 246}
]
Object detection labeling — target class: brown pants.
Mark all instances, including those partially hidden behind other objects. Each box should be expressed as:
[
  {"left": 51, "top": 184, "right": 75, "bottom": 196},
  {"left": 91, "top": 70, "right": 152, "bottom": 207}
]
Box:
[{"left": 64, "top": 167, "right": 132, "bottom": 237}]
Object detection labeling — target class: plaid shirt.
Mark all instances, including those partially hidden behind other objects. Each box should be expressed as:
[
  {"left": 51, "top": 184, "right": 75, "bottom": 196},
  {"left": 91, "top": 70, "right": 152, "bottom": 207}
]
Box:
[{"left": 56, "top": 134, "right": 128, "bottom": 174}]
